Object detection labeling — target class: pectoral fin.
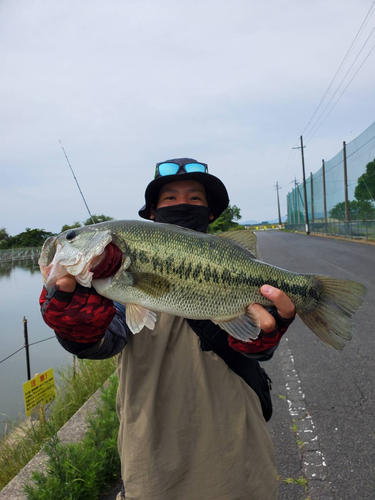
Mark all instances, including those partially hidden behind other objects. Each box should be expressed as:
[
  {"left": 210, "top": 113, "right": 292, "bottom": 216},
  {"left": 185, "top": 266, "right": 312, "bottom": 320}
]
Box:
[
  {"left": 126, "top": 304, "right": 157, "bottom": 334},
  {"left": 213, "top": 306, "right": 260, "bottom": 342}
]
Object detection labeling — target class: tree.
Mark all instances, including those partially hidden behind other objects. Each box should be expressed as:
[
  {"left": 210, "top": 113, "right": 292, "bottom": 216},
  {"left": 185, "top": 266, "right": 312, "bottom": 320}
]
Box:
[
  {"left": 0, "top": 228, "right": 11, "bottom": 249},
  {"left": 329, "top": 200, "right": 375, "bottom": 221},
  {"left": 84, "top": 214, "right": 114, "bottom": 226},
  {"left": 0, "top": 228, "right": 10, "bottom": 242},
  {"left": 351, "top": 200, "right": 375, "bottom": 221},
  {"left": 61, "top": 221, "right": 82, "bottom": 233},
  {"left": 354, "top": 158, "right": 375, "bottom": 202},
  {"left": 208, "top": 204, "right": 242, "bottom": 233},
  {"left": 10, "top": 228, "right": 55, "bottom": 248}
]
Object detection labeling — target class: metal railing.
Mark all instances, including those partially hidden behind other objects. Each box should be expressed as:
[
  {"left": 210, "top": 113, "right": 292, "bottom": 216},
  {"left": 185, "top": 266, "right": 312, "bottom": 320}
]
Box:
[
  {"left": 0, "top": 247, "right": 42, "bottom": 263},
  {"left": 286, "top": 219, "right": 375, "bottom": 240}
]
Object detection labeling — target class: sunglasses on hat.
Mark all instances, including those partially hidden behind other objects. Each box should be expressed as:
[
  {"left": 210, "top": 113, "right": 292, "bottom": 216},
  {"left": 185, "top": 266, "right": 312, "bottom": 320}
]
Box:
[{"left": 154, "top": 161, "right": 208, "bottom": 179}]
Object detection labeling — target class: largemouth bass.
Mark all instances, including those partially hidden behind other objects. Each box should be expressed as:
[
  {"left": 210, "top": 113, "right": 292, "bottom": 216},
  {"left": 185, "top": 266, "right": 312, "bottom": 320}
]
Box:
[{"left": 39, "top": 220, "right": 366, "bottom": 350}]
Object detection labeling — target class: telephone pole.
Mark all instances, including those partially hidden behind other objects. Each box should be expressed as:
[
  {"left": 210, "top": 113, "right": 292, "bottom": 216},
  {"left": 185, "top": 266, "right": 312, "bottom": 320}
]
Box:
[
  {"left": 293, "top": 136, "right": 310, "bottom": 235},
  {"left": 275, "top": 182, "right": 282, "bottom": 225}
]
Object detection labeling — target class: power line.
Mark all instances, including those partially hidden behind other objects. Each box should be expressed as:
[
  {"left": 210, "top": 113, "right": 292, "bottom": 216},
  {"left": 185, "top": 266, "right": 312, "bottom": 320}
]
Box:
[
  {"left": 302, "top": 0, "right": 375, "bottom": 139},
  {"left": 277, "top": 139, "right": 301, "bottom": 184},
  {"left": 305, "top": 35, "right": 375, "bottom": 143}
]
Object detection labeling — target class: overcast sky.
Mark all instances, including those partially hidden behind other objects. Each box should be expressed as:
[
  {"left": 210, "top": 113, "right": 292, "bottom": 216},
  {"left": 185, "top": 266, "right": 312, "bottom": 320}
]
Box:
[{"left": 1, "top": 0, "right": 375, "bottom": 235}]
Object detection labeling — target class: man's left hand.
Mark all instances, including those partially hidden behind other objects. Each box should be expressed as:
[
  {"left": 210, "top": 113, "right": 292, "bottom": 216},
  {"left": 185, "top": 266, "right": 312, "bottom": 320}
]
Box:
[{"left": 249, "top": 285, "right": 295, "bottom": 333}]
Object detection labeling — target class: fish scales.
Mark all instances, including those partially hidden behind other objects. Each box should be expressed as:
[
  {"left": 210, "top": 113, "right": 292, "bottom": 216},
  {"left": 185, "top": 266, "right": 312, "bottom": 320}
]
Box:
[
  {"left": 39, "top": 219, "right": 366, "bottom": 350},
  {"left": 118, "top": 222, "right": 305, "bottom": 315}
]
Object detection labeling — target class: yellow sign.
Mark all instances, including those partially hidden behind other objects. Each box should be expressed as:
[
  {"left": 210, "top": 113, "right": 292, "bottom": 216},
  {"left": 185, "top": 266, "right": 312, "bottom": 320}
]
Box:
[{"left": 23, "top": 368, "right": 56, "bottom": 417}]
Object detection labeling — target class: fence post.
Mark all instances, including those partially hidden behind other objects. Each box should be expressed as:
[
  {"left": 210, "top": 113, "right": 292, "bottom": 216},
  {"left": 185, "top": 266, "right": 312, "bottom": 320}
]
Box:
[
  {"left": 23, "top": 317, "right": 31, "bottom": 381},
  {"left": 310, "top": 172, "right": 314, "bottom": 223},
  {"left": 343, "top": 141, "right": 350, "bottom": 226},
  {"left": 322, "top": 159, "right": 327, "bottom": 224}
]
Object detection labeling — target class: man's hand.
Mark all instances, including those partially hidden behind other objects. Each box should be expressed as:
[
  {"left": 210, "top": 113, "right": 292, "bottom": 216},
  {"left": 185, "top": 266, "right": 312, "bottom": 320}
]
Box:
[
  {"left": 56, "top": 275, "right": 77, "bottom": 292},
  {"left": 228, "top": 285, "right": 296, "bottom": 355},
  {"left": 249, "top": 285, "right": 295, "bottom": 333},
  {"left": 39, "top": 275, "right": 116, "bottom": 343}
]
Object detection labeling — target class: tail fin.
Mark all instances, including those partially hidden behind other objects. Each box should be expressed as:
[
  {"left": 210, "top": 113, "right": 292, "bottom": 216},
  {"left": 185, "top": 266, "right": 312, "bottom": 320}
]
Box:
[{"left": 298, "top": 275, "right": 366, "bottom": 350}]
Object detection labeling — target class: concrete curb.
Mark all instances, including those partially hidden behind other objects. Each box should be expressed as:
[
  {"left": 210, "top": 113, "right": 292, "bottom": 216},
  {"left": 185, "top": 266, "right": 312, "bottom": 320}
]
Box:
[{"left": 0, "top": 388, "right": 103, "bottom": 499}]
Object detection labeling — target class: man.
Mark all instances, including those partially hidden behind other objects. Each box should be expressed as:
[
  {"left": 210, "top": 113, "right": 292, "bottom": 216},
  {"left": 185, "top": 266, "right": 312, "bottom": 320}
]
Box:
[{"left": 40, "top": 158, "right": 295, "bottom": 500}]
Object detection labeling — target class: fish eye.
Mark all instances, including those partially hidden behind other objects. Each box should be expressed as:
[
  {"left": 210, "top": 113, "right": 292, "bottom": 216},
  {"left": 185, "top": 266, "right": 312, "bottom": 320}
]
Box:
[{"left": 66, "top": 230, "right": 76, "bottom": 241}]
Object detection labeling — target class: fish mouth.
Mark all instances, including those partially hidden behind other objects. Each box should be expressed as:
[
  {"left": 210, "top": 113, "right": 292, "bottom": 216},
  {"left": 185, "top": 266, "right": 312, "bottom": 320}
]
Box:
[{"left": 90, "top": 242, "right": 123, "bottom": 279}]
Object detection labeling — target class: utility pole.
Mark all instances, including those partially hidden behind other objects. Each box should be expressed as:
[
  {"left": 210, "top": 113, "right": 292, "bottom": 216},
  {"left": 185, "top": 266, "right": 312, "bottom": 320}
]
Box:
[
  {"left": 275, "top": 182, "right": 282, "bottom": 225},
  {"left": 294, "top": 177, "right": 300, "bottom": 224},
  {"left": 291, "top": 184, "right": 296, "bottom": 224},
  {"left": 293, "top": 136, "right": 310, "bottom": 234},
  {"left": 310, "top": 172, "right": 314, "bottom": 223},
  {"left": 322, "top": 159, "right": 327, "bottom": 222},
  {"left": 343, "top": 141, "right": 350, "bottom": 223}
]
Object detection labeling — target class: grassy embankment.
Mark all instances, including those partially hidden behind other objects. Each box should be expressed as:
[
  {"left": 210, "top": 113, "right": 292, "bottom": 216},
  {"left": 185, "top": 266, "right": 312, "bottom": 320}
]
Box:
[{"left": 0, "top": 357, "right": 119, "bottom": 495}]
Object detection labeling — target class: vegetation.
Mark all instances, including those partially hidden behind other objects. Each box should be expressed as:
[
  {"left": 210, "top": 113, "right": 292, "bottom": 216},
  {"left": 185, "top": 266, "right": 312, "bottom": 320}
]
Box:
[
  {"left": 329, "top": 200, "right": 375, "bottom": 221},
  {"left": 61, "top": 221, "right": 82, "bottom": 233},
  {"left": 0, "top": 228, "right": 54, "bottom": 250},
  {"left": 24, "top": 373, "right": 120, "bottom": 500},
  {"left": 354, "top": 158, "right": 375, "bottom": 202},
  {"left": 208, "top": 204, "right": 243, "bottom": 233},
  {"left": 0, "top": 215, "right": 114, "bottom": 250},
  {"left": 84, "top": 214, "right": 114, "bottom": 226},
  {"left": 0, "top": 358, "right": 116, "bottom": 491}
]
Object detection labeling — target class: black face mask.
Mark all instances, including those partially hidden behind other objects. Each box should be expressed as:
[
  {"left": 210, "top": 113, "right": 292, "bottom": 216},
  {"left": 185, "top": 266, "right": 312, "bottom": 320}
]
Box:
[{"left": 153, "top": 204, "right": 211, "bottom": 233}]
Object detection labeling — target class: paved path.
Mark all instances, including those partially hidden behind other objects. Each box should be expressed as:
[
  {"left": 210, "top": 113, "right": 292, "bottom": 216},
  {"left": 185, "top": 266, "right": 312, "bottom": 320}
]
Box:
[
  {"left": 258, "top": 231, "right": 375, "bottom": 500},
  {"left": 100, "top": 231, "right": 375, "bottom": 500}
]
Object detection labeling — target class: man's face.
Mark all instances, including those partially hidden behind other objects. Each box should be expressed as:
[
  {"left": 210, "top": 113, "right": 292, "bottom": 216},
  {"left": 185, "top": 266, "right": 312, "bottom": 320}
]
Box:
[{"left": 150, "top": 180, "right": 213, "bottom": 220}]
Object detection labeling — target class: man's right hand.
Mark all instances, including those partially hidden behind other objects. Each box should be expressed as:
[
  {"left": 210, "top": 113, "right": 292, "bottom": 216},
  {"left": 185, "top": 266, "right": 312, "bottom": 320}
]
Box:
[{"left": 39, "top": 276, "right": 116, "bottom": 343}]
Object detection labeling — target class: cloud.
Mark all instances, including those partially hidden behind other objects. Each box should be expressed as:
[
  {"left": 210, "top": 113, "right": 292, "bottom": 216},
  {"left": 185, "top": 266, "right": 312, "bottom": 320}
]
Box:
[{"left": 1, "top": 0, "right": 374, "bottom": 234}]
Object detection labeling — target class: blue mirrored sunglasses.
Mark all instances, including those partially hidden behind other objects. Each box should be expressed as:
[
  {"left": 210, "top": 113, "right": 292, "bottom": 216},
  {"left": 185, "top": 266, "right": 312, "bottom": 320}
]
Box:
[{"left": 155, "top": 162, "right": 208, "bottom": 178}]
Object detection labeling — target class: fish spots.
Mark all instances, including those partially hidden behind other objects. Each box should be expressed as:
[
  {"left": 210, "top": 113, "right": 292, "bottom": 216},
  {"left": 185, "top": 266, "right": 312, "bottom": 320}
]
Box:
[
  {"left": 192, "top": 263, "right": 203, "bottom": 280},
  {"left": 184, "top": 263, "right": 193, "bottom": 279},
  {"left": 138, "top": 250, "right": 150, "bottom": 264},
  {"left": 220, "top": 269, "right": 232, "bottom": 284},
  {"left": 204, "top": 265, "right": 211, "bottom": 282},
  {"left": 129, "top": 249, "right": 150, "bottom": 265},
  {"left": 165, "top": 256, "right": 174, "bottom": 274},
  {"left": 260, "top": 278, "right": 315, "bottom": 301},
  {"left": 152, "top": 256, "right": 164, "bottom": 273},
  {"left": 211, "top": 269, "right": 220, "bottom": 284}
]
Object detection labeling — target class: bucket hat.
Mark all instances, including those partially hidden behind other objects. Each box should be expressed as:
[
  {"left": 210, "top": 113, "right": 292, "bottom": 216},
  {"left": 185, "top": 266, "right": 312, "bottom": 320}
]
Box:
[{"left": 138, "top": 158, "right": 229, "bottom": 221}]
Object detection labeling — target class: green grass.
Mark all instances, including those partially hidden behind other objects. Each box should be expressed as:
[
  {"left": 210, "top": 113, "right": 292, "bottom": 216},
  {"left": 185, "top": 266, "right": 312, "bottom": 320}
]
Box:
[
  {"left": 24, "top": 373, "right": 120, "bottom": 500},
  {"left": 0, "top": 357, "right": 116, "bottom": 491}
]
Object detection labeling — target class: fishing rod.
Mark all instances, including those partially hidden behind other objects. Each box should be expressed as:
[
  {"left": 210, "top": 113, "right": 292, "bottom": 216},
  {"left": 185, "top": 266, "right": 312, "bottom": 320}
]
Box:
[{"left": 59, "top": 140, "right": 95, "bottom": 225}]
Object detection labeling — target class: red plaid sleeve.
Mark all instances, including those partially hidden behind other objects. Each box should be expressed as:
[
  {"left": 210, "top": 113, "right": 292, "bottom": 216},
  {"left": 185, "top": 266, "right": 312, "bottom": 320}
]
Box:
[
  {"left": 39, "top": 284, "right": 116, "bottom": 343},
  {"left": 228, "top": 312, "right": 295, "bottom": 354}
]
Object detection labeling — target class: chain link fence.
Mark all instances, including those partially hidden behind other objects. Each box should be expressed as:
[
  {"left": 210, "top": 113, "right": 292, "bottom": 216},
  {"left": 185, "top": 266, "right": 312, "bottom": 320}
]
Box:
[{"left": 286, "top": 121, "right": 375, "bottom": 240}]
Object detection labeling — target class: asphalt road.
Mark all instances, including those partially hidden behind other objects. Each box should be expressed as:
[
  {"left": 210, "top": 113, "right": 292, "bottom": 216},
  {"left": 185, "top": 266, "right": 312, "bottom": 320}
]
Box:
[{"left": 258, "top": 231, "right": 375, "bottom": 500}]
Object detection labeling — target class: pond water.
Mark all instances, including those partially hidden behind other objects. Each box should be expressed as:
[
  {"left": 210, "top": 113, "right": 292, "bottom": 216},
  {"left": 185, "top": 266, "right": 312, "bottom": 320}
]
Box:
[{"left": 0, "top": 259, "right": 73, "bottom": 435}]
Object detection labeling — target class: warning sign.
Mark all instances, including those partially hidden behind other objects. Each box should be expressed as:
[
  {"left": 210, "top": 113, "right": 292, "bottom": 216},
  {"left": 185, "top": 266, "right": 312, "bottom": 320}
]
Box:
[{"left": 23, "top": 368, "right": 56, "bottom": 417}]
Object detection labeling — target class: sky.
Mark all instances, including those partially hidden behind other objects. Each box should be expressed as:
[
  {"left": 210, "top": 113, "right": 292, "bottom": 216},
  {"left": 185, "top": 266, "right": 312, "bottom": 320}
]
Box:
[{"left": 1, "top": 0, "right": 375, "bottom": 235}]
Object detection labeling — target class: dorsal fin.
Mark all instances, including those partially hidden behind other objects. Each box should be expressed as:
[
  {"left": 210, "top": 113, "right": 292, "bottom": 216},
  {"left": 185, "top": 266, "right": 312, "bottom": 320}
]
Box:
[{"left": 216, "top": 230, "right": 258, "bottom": 258}]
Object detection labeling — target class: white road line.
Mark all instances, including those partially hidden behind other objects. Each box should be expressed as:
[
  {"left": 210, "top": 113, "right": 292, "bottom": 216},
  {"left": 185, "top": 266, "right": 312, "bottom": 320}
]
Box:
[{"left": 278, "top": 337, "right": 327, "bottom": 482}]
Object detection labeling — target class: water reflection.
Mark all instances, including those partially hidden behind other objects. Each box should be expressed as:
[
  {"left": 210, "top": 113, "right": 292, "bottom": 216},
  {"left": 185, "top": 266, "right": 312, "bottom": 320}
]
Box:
[
  {"left": 0, "top": 258, "right": 40, "bottom": 278},
  {"left": 0, "top": 259, "right": 72, "bottom": 435}
]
